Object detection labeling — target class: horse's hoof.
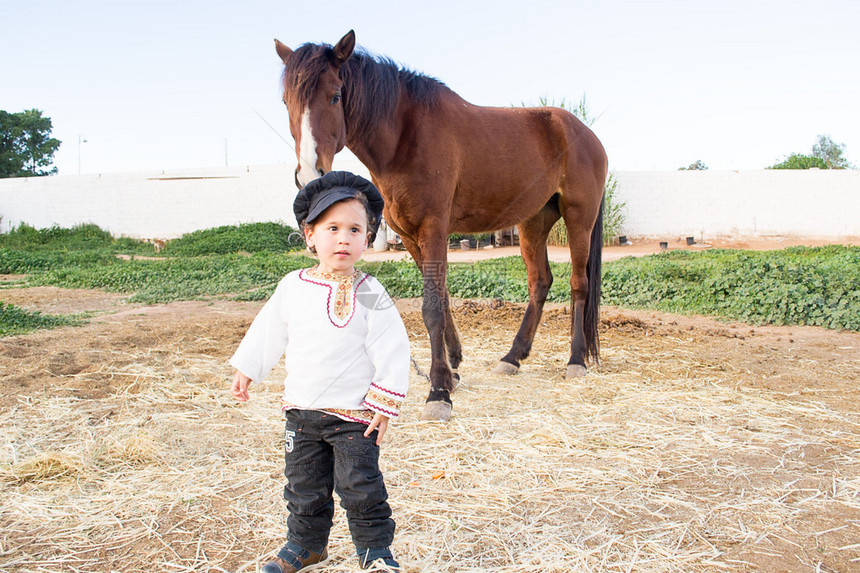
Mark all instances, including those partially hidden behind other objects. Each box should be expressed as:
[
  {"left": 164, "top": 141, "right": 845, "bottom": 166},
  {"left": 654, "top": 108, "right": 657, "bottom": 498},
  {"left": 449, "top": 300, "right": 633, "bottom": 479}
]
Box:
[
  {"left": 421, "top": 400, "right": 452, "bottom": 422},
  {"left": 493, "top": 361, "right": 519, "bottom": 375},
  {"left": 566, "top": 364, "right": 588, "bottom": 378}
]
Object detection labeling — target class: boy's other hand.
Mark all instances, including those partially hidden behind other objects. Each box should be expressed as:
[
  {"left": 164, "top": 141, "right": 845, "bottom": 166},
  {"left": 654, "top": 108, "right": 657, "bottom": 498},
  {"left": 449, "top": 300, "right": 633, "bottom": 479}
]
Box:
[
  {"left": 231, "top": 371, "right": 252, "bottom": 401},
  {"left": 365, "top": 413, "right": 390, "bottom": 445}
]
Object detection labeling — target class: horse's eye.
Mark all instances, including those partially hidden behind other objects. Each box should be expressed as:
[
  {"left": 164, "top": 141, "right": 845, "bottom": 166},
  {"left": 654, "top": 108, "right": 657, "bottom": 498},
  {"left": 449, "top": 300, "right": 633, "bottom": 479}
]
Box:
[{"left": 331, "top": 93, "right": 341, "bottom": 105}]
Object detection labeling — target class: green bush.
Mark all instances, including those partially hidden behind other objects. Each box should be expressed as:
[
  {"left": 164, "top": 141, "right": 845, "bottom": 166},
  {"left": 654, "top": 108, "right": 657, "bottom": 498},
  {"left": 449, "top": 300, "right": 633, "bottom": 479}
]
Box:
[
  {"left": 0, "top": 222, "right": 303, "bottom": 257},
  {"left": 768, "top": 154, "right": 828, "bottom": 170},
  {"left": 1, "top": 223, "right": 114, "bottom": 250},
  {"left": 603, "top": 246, "right": 859, "bottom": 330},
  {"left": 162, "top": 222, "right": 303, "bottom": 256},
  {"left": 0, "top": 223, "right": 157, "bottom": 256}
]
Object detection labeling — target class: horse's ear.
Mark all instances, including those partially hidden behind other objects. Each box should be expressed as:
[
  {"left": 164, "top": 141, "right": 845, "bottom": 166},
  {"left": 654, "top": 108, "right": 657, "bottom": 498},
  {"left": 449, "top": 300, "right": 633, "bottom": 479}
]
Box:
[
  {"left": 275, "top": 39, "right": 292, "bottom": 64},
  {"left": 333, "top": 30, "right": 356, "bottom": 65}
]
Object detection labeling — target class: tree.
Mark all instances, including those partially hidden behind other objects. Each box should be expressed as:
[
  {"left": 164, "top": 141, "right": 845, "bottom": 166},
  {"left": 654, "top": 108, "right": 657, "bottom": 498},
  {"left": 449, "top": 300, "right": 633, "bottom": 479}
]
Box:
[
  {"left": 678, "top": 160, "right": 708, "bottom": 171},
  {"left": 0, "top": 109, "right": 61, "bottom": 178},
  {"left": 812, "top": 135, "right": 852, "bottom": 169},
  {"left": 769, "top": 154, "right": 828, "bottom": 170},
  {"left": 0, "top": 111, "right": 24, "bottom": 177},
  {"left": 768, "top": 134, "right": 853, "bottom": 170}
]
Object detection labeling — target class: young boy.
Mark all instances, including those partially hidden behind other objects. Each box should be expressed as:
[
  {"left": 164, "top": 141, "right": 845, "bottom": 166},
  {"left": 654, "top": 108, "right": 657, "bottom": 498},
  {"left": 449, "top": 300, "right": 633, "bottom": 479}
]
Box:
[{"left": 230, "top": 171, "right": 410, "bottom": 572}]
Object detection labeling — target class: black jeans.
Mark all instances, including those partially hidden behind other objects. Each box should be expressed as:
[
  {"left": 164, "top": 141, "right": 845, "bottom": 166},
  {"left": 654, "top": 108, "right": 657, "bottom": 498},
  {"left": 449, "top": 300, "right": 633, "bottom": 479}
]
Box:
[{"left": 283, "top": 409, "right": 395, "bottom": 554}]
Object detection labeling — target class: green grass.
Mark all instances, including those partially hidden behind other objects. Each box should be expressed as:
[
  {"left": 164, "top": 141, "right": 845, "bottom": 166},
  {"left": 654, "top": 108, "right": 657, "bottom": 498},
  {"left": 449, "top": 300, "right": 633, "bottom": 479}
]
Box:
[
  {"left": 0, "top": 302, "right": 84, "bottom": 337},
  {"left": 364, "top": 246, "right": 860, "bottom": 330},
  {"left": 359, "top": 257, "right": 563, "bottom": 302},
  {"left": 602, "top": 246, "right": 860, "bottom": 330},
  {"left": 23, "top": 253, "right": 318, "bottom": 304},
  {"left": 2, "top": 224, "right": 858, "bottom": 332}
]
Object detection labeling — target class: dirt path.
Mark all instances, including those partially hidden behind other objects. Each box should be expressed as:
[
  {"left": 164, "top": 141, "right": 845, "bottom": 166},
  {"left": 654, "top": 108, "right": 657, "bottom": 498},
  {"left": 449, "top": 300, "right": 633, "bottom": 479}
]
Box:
[{"left": 1, "top": 284, "right": 859, "bottom": 571}]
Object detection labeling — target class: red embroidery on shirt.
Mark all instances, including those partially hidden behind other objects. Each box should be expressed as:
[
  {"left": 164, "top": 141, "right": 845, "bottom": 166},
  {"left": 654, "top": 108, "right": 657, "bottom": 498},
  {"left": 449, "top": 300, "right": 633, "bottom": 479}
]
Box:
[{"left": 299, "top": 268, "right": 370, "bottom": 328}]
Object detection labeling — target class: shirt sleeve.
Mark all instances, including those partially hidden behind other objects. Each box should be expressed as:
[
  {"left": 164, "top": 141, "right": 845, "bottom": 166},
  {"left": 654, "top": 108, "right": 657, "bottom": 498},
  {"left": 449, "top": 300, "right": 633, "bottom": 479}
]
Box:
[
  {"left": 361, "top": 279, "right": 410, "bottom": 418},
  {"left": 229, "top": 277, "right": 290, "bottom": 383}
]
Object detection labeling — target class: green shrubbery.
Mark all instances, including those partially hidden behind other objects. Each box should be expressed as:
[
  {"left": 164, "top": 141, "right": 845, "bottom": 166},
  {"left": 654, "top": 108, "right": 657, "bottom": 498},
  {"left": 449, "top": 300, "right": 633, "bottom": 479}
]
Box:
[
  {"left": 2, "top": 223, "right": 858, "bottom": 333},
  {"left": 162, "top": 222, "right": 304, "bottom": 256},
  {"left": 0, "top": 221, "right": 303, "bottom": 256},
  {"left": 603, "top": 246, "right": 860, "bottom": 330},
  {"left": 0, "top": 223, "right": 128, "bottom": 252}
]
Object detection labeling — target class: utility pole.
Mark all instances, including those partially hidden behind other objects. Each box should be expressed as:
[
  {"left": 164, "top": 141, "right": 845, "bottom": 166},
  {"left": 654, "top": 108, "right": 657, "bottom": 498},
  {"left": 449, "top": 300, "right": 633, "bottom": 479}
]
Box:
[{"left": 78, "top": 135, "right": 87, "bottom": 174}]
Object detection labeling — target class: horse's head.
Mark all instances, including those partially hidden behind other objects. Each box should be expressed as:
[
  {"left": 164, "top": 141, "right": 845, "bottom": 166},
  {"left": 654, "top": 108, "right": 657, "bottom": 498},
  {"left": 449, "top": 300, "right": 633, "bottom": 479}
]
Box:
[{"left": 275, "top": 31, "right": 355, "bottom": 188}]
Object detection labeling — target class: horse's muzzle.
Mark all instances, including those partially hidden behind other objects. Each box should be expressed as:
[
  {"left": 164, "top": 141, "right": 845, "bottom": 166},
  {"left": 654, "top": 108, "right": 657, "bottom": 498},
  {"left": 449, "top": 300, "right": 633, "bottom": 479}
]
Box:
[{"left": 295, "top": 167, "right": 328, "bottom": 189}]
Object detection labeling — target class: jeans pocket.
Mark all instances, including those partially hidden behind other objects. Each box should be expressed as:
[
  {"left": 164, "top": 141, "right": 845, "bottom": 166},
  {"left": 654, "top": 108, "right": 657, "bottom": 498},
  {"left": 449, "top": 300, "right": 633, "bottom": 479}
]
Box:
[{"left": 336, "top": 433, "right": 377, "bottom": 459}]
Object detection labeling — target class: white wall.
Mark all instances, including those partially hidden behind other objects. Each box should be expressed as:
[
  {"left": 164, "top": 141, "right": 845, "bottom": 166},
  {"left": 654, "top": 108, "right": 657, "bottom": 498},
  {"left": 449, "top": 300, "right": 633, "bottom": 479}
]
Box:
[
  {"left": 0, "top": 165, "right": 294, "bottom": 238},
  {"left": 613, "top": 169, "right": 860, "bottom": 240},
  {"left": 1, "top": 164, "right": 858, "bottom": 240}
]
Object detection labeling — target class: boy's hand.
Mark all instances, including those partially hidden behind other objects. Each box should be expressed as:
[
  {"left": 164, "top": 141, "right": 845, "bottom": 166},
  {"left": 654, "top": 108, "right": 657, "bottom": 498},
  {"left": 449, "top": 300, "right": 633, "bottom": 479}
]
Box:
[
  {"left": 231, "top": 371, "right": 252, "bottom": 401},
  {"left": 365, "top": 413, "right": 390, "bottom": 445}
]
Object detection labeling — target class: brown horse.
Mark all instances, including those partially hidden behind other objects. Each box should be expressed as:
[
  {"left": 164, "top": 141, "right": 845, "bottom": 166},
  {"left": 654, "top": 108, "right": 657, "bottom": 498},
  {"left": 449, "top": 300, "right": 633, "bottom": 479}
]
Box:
[{"left": 275, "top": 31, "right": 607, "bottom": 421}]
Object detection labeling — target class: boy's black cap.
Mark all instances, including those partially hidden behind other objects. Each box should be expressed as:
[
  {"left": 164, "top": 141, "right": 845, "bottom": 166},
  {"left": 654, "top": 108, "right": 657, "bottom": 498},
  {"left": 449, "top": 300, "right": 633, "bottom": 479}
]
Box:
[{"left": 293, "top": 171, "right": 385, "bottom": 242}]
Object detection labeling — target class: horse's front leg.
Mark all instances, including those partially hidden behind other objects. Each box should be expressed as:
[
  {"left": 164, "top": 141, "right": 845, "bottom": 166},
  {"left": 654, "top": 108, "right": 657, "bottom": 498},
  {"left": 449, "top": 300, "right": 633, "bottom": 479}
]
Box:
[
  {"left": 443, "top": 287, "right": 463, "bottom": 375},
  {"left": 397, "top": 231, "right": 456, "bottom": 421},
  {"left": 419, "top": 247, "right": 456, "bottom": 422}
]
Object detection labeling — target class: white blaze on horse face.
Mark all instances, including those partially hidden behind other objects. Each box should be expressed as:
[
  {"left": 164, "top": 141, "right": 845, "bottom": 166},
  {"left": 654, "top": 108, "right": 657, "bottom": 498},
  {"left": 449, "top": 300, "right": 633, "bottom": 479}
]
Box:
[{"left": 297, "top": 108, "right": 320, "bottom": 187}]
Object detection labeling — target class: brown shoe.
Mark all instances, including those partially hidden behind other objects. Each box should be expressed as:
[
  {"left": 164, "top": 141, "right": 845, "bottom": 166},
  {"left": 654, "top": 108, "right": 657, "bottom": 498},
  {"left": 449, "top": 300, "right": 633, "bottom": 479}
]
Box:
[{"left": 261, "top": 544, "right": 328, "bottom": 573}]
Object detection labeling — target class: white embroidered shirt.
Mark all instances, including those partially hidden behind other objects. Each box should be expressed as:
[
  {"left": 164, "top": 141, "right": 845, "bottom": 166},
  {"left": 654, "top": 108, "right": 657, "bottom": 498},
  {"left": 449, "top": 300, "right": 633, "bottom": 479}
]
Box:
[{"left": 230, "top": 267, "right": 410, "bottom": 423}]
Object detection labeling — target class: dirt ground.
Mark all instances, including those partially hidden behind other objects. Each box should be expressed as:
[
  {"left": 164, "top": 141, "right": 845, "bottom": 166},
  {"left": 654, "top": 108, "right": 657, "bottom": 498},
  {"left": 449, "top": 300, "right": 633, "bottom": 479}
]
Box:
[{"left": 1, "top": 240, "right": 859, "bottom": 572}]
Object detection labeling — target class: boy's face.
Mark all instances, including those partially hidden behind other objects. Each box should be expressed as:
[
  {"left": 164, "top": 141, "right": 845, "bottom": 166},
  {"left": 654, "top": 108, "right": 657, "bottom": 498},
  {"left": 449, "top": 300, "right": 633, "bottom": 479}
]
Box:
[{"left": 304, "top": 198, "right": 369, "bottom": 275}]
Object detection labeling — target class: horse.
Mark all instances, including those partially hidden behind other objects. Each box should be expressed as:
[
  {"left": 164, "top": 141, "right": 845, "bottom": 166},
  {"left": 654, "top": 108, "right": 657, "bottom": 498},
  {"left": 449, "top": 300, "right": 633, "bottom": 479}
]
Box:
[{"left": 274, "top": 30, "right": 607, "bottom": 422}]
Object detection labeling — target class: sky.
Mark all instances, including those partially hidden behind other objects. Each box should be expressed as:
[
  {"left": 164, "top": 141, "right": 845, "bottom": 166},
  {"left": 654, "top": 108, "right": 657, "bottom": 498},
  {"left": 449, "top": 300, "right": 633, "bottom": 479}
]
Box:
[{"left": 2, "top": 0, "right": 858, "bottom": 176}]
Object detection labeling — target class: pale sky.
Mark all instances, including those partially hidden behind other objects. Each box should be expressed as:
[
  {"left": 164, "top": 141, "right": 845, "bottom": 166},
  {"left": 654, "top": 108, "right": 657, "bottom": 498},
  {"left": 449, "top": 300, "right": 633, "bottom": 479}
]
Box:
[{"left": 2, "top": 0, "right": 858, "bottom": 176}]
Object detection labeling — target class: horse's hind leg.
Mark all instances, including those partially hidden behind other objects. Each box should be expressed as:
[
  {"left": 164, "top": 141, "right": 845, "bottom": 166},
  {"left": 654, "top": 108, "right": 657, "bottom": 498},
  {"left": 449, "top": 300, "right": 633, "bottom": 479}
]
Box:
[
  {"left": 496, "top": 201, "right": 561, "bottom": 375},
  {"left": 560, "top": 197, "right": 602, "bottom": 378}
]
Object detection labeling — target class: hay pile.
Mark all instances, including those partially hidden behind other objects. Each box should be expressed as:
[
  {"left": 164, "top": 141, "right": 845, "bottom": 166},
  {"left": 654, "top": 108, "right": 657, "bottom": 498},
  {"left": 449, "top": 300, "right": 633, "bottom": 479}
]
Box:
[{"left": 1, "top": 296, "right": 859, "bottom": 571}]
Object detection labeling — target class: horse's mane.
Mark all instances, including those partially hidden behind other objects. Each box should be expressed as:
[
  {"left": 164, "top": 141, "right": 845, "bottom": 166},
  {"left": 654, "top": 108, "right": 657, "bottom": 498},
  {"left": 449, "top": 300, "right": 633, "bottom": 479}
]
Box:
[{"left": 283, "top": 43, "right": 451, "bottom": 137}]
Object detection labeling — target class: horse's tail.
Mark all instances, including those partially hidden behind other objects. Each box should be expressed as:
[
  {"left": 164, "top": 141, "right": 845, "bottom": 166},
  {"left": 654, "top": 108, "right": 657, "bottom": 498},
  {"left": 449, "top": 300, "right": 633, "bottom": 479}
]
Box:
[{"left": 584, "top": 196, "right": 603, "bottom": 363}]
